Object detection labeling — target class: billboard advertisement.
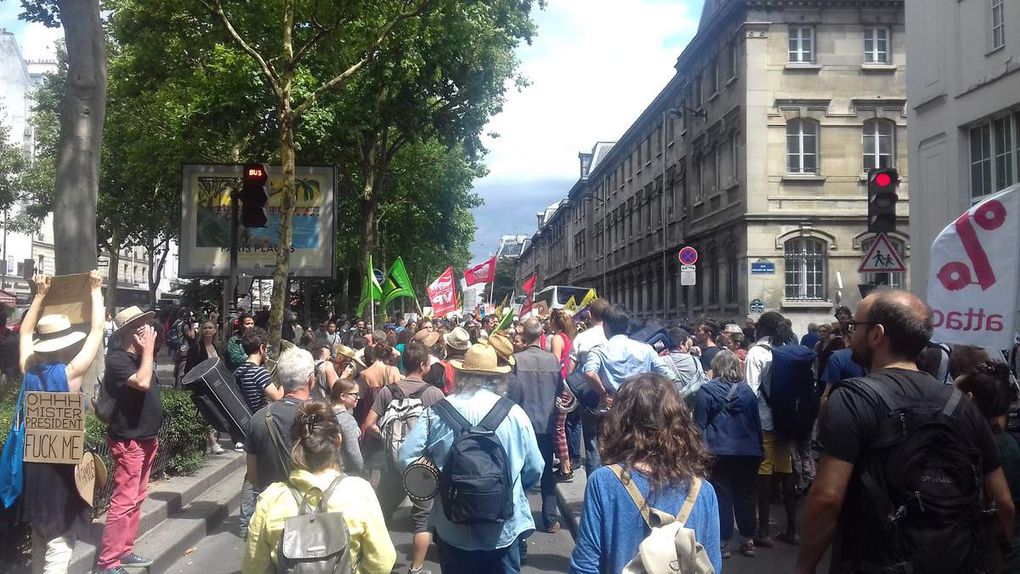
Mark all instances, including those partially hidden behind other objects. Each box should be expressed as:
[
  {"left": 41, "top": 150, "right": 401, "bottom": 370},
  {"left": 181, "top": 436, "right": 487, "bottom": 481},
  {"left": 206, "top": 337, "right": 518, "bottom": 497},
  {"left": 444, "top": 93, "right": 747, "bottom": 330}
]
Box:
[{"left": 179, "top": 164, "right": 336, "bottom": 278}]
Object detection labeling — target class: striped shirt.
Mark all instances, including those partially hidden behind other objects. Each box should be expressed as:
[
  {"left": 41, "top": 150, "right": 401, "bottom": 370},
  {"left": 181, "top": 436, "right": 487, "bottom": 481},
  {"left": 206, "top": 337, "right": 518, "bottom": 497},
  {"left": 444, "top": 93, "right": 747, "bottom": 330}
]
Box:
[{"left": 235, "top": 361, "right": 272, "bottom": 412}]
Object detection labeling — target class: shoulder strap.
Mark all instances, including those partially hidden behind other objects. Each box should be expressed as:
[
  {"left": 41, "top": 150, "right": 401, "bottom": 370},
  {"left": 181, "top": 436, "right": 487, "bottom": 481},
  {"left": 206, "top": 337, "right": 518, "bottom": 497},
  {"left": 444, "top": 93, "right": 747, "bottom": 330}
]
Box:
[
  {"left": 676, "top": 477, "right": 702, "bottom": 527},
  {"left": 387, "top": 383, "right": 405, "bottom": 401},
  {"left": 478, "top": 397, "right": 514, "bottom": 432},
  {"left": 317, "top": 474, "right": 347, "bottom": 513},
  {"left": 432, "top": 399, "right": 471, "bottom": 434},
  {"left": 725, "top": 381, "right": 740, "bottom": 401},
  {"left": 610, "top": 464, "right": 654, "bottom": 528},
  {"left": 943, "top": 388, "right": 965, "bottom": 418},
  {"left": 845, "top": 374, "right": 899, "bottom": 412},
  {"left": 265, "top": 406, "right": 294, "bottom": 477}
]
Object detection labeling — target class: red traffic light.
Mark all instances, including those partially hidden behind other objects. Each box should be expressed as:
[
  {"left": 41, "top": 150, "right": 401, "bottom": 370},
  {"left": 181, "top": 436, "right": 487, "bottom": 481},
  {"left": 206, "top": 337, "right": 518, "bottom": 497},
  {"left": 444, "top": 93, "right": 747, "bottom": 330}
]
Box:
[
  {"left": 874, "top": 172, "right": 893, "bottom": 188},
  {"left": 243, "top": 163, "right": 268, "bottom": 185}
]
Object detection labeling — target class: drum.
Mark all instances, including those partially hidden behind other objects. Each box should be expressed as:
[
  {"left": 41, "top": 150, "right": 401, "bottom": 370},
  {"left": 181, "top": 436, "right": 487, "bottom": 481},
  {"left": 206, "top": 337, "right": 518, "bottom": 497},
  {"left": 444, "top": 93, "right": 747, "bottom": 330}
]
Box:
[{"left": 403, "top": 456, "right": 440, "bottom": 502}]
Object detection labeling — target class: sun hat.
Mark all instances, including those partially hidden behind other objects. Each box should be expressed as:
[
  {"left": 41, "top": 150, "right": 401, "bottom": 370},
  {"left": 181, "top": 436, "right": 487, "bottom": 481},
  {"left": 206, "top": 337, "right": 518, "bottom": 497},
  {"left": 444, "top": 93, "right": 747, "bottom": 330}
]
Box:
[
  {"left": 413, "top": 328, "right": 441, "bottom": 348},
  {"left": 450, "top": 343, "right": 511, "bottom": 375},
  {"left": 32, "top": 314, "right": 87, "bottom": 354},
  {"left": 113, "top": 306, "right": 156, "bottom": 336},
  {"left": 486, "top": 333, "right": 517, "bottom": 367},
  {"left": 335, "top": 343, "right": 367, "bottom": 369},
  {"left": 443, "top": 327, "right": 471, "bottom": 351}
]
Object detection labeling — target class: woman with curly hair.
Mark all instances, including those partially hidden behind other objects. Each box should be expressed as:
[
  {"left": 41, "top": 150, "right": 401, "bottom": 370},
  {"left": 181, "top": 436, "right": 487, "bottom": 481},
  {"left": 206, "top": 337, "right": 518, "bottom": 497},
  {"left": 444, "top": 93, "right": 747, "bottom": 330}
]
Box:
[{"left": 569, "top": 373, "right": 722, "bottom": 573}]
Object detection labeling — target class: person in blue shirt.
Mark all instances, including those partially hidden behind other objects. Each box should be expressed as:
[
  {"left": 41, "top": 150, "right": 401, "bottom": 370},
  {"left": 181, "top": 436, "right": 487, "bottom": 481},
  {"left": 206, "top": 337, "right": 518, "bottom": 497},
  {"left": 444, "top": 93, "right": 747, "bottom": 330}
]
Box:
[
  {"left": 821, "top": 348, "right": 866, "bottom": 392},
  {"left": 18, "top": 272, "right": 106, "bottom": 573},
  {"left": 399, "top": 343, "right": 544, "bottom": 574},
  {"left": 581, "top": 304, "right": 673, "bottom": 473},
  {"left": 570, "top": 372, "right": 722, "bottom": 574},
  {"left": 695, "top": 349, "right": 764, "bottom": 559}
]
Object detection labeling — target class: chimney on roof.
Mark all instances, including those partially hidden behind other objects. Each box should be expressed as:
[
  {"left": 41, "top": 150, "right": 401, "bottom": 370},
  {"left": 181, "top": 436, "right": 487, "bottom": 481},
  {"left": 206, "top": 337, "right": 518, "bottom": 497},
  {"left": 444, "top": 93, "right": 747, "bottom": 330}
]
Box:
[{"left": 579, "top": 152, "right": 593, "bottom": 179}]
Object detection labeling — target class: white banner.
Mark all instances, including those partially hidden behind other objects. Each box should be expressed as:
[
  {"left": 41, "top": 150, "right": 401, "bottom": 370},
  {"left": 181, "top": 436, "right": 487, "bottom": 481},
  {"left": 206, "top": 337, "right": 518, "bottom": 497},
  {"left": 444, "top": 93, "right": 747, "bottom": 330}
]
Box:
[{"left": 927, "top": 184, "right": 1020, "bottom": 349}]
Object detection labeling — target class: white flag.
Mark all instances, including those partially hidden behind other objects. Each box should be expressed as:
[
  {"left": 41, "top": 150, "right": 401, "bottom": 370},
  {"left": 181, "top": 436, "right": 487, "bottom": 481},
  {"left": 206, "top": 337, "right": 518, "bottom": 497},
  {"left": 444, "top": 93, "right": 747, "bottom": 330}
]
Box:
[{"left": 927, "top": 184, "right": 1020, "bottom": 349}]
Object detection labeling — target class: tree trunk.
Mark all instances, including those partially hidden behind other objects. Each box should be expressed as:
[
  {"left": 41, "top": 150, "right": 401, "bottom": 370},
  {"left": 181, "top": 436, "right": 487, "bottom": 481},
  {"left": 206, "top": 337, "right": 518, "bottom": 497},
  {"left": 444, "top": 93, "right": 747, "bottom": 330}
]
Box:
[
  {"left": 105, "top": 239, "right": 120, "bottom": 317},
  {"left": 148, "top": 236, "right": 170, "bottom": 308},
  {"left": 53, "top": 0, "right": 105, "bottom": 274}
]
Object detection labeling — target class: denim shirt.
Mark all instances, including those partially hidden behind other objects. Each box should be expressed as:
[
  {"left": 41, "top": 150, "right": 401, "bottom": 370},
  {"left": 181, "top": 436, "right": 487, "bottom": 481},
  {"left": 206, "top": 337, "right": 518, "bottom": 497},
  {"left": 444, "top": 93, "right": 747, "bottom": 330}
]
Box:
[
  {"left": 581, "top": 335, "right": 673, "bottom": 392},
  {"left": 398, "top": 388, "right": 544, "bottom": 551}
]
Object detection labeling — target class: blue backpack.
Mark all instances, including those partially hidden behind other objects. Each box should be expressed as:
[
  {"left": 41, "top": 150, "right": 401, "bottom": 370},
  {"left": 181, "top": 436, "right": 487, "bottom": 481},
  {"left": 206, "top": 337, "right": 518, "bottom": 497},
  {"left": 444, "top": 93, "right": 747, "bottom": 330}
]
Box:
[{"left": 761, "top": 343, "right": 818, "bottom": 440}]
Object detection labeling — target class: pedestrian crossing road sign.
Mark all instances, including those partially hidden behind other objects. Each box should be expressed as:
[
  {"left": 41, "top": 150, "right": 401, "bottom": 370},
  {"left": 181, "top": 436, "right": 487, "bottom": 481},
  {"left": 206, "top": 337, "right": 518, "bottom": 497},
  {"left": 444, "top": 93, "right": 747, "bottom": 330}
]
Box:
[{"left": 858, "top": 233, "right": 907, "bottom": 273}]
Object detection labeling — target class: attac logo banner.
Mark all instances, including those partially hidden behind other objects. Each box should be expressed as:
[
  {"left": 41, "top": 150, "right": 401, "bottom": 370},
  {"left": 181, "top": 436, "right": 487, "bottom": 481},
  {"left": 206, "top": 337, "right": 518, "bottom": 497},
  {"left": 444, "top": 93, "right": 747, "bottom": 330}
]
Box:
[
  {"left": 23, "top": 392, "right": 86, "bottom": 465},
  {"left": 464, "top": 257, "right": 496, "bottom": 287},
  {"left": 427, "top": 267, "right": 458, "bottom": 318},
  {"left": 927, "top": 184, "right": 1020, "bottom": 349}
]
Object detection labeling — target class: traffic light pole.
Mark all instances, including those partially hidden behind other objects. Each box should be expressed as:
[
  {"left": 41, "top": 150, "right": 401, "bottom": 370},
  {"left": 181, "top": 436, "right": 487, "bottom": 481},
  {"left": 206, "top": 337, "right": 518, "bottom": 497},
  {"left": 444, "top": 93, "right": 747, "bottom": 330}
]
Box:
[{"left": 223, "top": 189, "right": 240, "bottom": 325}]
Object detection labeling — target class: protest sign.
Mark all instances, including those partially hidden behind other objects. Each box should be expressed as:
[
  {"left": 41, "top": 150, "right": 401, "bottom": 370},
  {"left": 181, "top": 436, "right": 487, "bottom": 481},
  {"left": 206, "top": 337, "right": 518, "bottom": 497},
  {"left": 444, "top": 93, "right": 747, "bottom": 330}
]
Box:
[
  {"left": 927, "top": 184, "right": 1020, "bottom": 350},
  {"left": 41, "top": 273, "right": 92, "bottom": 325},
  {"left": 74, "top": 451, "right": 107, "bottom": 507},
  {"left": 23, "top": 392, "right": 86, "bottom": 465}
]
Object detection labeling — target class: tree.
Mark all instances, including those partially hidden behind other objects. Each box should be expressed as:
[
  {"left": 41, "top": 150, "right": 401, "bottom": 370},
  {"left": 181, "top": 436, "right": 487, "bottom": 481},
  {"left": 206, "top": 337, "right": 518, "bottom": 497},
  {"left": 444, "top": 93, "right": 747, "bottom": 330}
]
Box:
[
  {"left": 195, "top": 0, "right": 435, "bottom": 348},
  {"left": 491, "top": 256, "right": 516, "bottom": 307},
  {"left": 17, "top": 0, "right": 107, "bottom": 274}
]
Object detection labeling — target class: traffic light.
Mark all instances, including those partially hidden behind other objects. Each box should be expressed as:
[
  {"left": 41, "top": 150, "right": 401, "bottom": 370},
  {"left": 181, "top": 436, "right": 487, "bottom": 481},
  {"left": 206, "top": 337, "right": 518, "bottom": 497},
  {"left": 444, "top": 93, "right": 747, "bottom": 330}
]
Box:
[
  {"left": 867, "top": 167, "right": 899, "bottom": 233},
  {"left": 240, "top": 163, "right": 269, "bottom": 228}
]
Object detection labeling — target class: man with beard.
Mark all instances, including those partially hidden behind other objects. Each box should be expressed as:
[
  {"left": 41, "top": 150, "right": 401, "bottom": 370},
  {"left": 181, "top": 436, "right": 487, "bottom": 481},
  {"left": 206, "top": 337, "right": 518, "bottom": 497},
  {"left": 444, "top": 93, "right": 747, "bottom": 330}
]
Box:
[{"left": 797, "top": 290, "right": 1014, "bottom": 574}]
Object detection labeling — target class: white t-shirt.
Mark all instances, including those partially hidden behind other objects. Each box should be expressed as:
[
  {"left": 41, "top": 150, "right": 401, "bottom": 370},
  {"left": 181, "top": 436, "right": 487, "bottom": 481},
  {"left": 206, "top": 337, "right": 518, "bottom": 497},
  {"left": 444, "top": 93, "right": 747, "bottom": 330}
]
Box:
[{"left": 570, "top": 323, "right": 608, "bottom": 368}]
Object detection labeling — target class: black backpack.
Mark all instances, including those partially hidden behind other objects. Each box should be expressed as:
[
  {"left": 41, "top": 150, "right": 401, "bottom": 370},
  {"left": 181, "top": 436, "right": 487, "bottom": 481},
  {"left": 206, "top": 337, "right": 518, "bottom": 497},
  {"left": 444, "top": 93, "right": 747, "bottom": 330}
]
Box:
[
  {"left": 432, "top": 397, "right": 515, "bottom": 525},
  {"left": 760, "top": 343, "right": 818, "bottom": 440},
  {"left": 842, "top": 373, "right": 986, "bottom": 574}
]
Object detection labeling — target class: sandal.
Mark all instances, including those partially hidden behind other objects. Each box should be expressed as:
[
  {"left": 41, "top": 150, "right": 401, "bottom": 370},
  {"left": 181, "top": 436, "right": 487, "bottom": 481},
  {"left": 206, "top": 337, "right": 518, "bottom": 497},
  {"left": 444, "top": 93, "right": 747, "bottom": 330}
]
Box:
[{"left": 740, "top": 541, "right": 755, "bottom": 557}]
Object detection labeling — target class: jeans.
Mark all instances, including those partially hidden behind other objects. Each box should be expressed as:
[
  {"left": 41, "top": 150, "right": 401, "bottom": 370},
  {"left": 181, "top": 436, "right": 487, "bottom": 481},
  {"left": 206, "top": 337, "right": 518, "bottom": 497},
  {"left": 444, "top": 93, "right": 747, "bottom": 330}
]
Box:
[
  {"left": 565, "top": 409, "right": 582, "bottom": 462},
  {"left": 711, "top": 455, "right": 759, "bottom": 542},
  {"left": 240, "top": 476, "right": 256, "bottom": 535},
  {"left": 97, "top": 438, "right": 159, "bottom": 569},
  {"left": 535, "top": 434, "right": 559, "bottom": 529},
  {"left": 434, "top": 532, "right": 522, "bottom": 574},
  {"left": 581, "top": 408, "right": 603, "bottom": 475},
  {"left": 30, "top": 529, "right": 75, "bottom": 574}
]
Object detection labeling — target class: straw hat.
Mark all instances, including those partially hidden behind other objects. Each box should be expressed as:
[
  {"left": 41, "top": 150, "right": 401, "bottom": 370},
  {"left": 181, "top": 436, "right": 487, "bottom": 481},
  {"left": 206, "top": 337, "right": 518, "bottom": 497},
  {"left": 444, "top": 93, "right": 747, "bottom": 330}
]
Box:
[
  {"left": 335, "top": 343, "right": 366, "bottom": 369},
  {"left": 113, "top": 306, "right": 155, "bottom": 336},
  {"left": 413, "top": 328, "right": 440, "bottom": 348},
  {"left": 33, "top": 314, "right": 87, "bottom": 354},
  {"left": 450, "top": 343, "right": 511, "bottom": 375},
  {"left": 443, "top": 327, "right": 471, "bottom": 351},
  {"left": 487, "top": 333, "right": 516, "bottom": 367}
]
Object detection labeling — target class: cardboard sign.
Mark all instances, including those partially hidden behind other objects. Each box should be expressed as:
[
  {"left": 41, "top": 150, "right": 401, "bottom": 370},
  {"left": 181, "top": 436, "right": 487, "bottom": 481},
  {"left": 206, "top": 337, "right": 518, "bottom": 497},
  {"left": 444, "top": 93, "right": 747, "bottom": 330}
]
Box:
[
  {"left": 74, "top": 451, "right": 107, "bottom": 507},
  {"left": 23, "top": 392, "right": 86, "bottom": 465},
  {"left": 41, "top": 273, "right": 93, "bottom": 325}
]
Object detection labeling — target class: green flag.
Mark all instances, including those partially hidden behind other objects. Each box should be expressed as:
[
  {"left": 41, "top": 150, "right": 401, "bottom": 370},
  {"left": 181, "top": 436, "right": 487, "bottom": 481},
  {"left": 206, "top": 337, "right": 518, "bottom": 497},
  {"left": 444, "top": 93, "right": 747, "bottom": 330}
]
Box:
[
  {"left": 493, "top": 305, "right": 514, "bottom": 333},
  {"left": 357, "top": 255, "right": 383, "bottom": 316},
  {"left": 382, "top": 257, "right": 417, "bottom": 307}
]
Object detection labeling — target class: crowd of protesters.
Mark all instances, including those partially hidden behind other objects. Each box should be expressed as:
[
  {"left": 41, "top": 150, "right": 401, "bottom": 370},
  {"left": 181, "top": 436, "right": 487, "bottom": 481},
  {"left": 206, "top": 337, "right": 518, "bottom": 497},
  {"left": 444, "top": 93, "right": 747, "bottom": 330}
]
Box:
[{"left": 6, "top": 281, "right": 1020, "bottom": 574}]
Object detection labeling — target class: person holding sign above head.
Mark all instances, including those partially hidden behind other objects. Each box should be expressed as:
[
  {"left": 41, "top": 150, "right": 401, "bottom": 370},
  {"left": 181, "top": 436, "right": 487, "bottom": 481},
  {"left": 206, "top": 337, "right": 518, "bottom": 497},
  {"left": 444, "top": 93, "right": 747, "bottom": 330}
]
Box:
[
  {"left": 18, "top": 272, "right": 105, "bottom": 574},
  {"left": 96, "top": 306, "right": 165, "bottom": 574}
]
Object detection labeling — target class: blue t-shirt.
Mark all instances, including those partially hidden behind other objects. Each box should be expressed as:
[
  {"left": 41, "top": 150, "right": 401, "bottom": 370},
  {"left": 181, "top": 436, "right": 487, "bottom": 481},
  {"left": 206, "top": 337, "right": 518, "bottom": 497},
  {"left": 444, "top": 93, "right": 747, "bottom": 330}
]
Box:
[
  {"left": 24, "top": 362, "right": 69, "bottom": 392},
  {"left": 570, "top": 466, "right": 722, "bottom": 574},
  {"left": 822, "top": 348, "right": 866, "bottom": 386}
]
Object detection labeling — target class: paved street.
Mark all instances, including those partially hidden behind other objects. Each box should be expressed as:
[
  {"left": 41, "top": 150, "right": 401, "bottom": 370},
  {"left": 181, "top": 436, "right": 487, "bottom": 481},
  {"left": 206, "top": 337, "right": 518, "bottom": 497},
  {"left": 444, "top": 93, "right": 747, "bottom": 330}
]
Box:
[{"left": 164, "top": 487, "right": 804, "bottom": 574}]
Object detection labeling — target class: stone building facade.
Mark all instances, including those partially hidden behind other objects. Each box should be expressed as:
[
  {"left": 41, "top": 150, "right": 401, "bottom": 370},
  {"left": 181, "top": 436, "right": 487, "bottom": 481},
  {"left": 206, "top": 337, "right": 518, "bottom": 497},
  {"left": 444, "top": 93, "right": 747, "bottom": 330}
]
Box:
[
  {"left": 516, "top": 0, "right": 908, "bottom": 333},
  {"left": 905, "top": 0, "right": 1020, "bottom": 295}
]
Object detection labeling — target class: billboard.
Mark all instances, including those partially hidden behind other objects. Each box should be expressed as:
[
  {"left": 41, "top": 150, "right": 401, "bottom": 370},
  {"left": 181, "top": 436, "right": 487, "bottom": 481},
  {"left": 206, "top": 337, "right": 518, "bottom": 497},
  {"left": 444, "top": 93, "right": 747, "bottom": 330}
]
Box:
[{"left": 180, "top": 164, "right": 336, "bottom": 278}]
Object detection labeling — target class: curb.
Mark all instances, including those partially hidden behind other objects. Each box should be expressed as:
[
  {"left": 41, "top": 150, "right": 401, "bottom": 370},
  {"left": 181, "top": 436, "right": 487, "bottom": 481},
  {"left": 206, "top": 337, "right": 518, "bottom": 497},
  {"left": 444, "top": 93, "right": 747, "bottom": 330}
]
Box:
[
  {"left": 69, "top": 451, "right": 245, "bottom": 573},
  {"left": 555, "top": 471, "right": 588, "bottom": 538}
]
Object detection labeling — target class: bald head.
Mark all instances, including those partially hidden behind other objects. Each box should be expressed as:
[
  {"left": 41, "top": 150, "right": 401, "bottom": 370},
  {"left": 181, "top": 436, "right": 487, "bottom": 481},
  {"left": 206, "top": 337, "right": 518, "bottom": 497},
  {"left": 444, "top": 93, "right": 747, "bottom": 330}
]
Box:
[
  {"left": 522, "top": 318, "right": 544, "bottom": 344},
  {"left": 857, "top": 289, "right": 933, "bottom": 362}
]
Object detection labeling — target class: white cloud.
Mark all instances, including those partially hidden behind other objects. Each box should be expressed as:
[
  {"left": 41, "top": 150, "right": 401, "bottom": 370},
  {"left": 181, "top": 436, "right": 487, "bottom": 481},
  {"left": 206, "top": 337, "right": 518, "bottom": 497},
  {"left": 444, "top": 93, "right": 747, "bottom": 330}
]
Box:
[
  {"left": 0, "top": 6, "right": 63, "bottom": 62},
  {"left": 480, "top": 0, "right": 702, "bottom": 183}
]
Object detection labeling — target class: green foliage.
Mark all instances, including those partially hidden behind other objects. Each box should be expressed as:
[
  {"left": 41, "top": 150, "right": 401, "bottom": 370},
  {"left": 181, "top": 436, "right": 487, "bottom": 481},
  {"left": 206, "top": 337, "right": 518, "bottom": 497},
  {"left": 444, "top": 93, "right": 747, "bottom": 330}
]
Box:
[
  {"left": 157, "top": 389, "right": 209, "bottom": 475},
  {"left": 492, "top": 257, "right": 516, "bottom": 306}
]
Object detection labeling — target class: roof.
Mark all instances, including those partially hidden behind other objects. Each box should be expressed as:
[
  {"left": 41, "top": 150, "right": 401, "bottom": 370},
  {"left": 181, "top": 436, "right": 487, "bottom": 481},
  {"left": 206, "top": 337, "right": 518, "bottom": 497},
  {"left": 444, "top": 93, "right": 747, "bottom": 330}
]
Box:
[{"left": 589, "top": 141, "right": 616, "bottom": 173}]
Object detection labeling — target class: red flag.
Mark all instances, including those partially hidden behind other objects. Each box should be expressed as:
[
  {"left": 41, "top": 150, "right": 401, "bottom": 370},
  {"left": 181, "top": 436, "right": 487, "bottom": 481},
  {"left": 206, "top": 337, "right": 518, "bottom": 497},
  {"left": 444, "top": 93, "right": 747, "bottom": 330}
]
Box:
[
  {"left": 522, "top": 273, "right": 537, "bottom": 295},
  {"left": 464, "top": 256, "right": 497, "bottom": 286},
  {"left": 427, "top": 267, "right": 457, "bottom": 317},
  {"left": 519, "top": 296, "right": 533, "bottom": 318}
]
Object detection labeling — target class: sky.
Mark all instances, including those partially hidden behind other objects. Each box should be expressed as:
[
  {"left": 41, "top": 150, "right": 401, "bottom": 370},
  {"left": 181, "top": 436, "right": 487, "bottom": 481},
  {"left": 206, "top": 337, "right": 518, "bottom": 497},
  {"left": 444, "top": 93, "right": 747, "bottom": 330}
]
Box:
[
  {"left": 0, "top": 0, "right": 706, "bottom": 265},
  {"left": 468, "top": 0, "right": 704, "bottom": 262}
]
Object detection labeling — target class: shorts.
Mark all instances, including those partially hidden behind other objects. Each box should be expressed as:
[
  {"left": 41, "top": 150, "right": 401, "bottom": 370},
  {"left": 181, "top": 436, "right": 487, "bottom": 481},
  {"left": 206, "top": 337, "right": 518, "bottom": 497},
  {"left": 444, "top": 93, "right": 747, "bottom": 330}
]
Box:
[{"left": 758, "top": 431, "right": 793, "bottom": 476}]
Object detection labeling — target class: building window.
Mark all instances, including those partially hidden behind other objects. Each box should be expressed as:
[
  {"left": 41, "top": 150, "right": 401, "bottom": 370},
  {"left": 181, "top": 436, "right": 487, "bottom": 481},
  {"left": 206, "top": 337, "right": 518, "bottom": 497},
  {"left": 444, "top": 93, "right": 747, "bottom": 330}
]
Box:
[
  {"left": 5, "top": 259, "right": 14, "bottom": 275},
  {"left": 726, "top": 244, "right": 738, "bottom": 303},
  {"left": 694, "top": 156, "right": 704, "bottom": 204},
  {"left": 863, "top": 119, "right": 895, "bottom": 170},
  {"left": 789, "top": 26, "right": 815, "bottom": 63},
  {"left": 707, "top": 249, "right": 719, "bottom": 305},
  {"left": 970, "top": 117, "right": 1018, "bottom": 198},
  {"left": 864, "top": 28, "right": 890, "bottom": 64},
  {"left": 731, "top": 136, "right": 739, "bottom": 181},
  {"left": 713, "top": 145, "right": 721, "bottom": 190},
  {"left": 710, "top": 59, "right": 719, "bottom": 95},
  {"left": 787, "top": 119, "right": 819, "bottom": 174},
  {"left": 694, "top": 74, "right": 703, "bottom": 109},
  {"left": 728, "top": 42, "right": 738, "bottom": 80},
  {"left": 785, "top": 237, "right": 827, "bottom": 301},
  {"left": 992, "top": 0, "right": 1005, "bottom": 50},
  {"left": 861, "top": 236, "right": 906, "bottom": 289},
  {"left": 37, "top": 255, "right": 44, "bottom": 275}
]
